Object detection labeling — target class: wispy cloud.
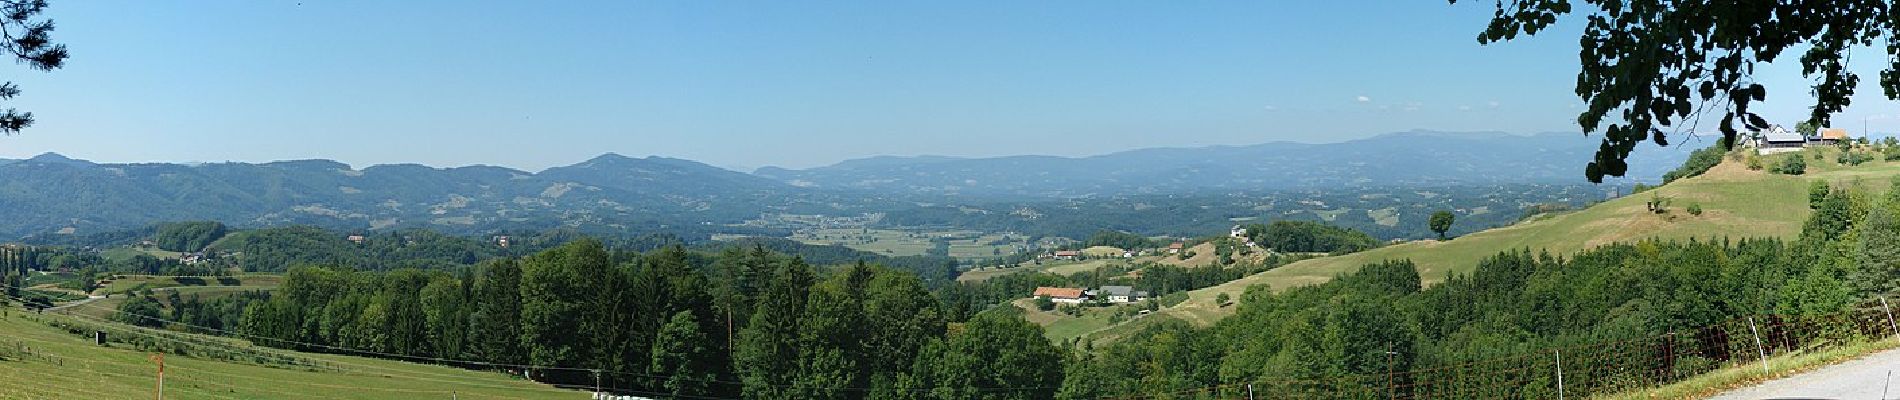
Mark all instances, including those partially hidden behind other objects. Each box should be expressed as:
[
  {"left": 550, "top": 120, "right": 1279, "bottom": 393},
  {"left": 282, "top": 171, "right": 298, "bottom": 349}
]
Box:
[
  {"left": 1487, "top": 100, "right": 1501, "bottom": 109},
  {"left": 1356, "top": 95, "right": 1372, "bottom": 103},
  {"left": 1263, "top": 105, "right": 1279, "bottom": 111},
  {"left": 1457, "top": 105, "right": 1473, "bottom": 111}
]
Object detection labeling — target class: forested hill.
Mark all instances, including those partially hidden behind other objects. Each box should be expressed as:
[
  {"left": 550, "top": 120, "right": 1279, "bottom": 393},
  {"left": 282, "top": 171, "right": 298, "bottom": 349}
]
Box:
[
  {"left": 0, "top": 131, "right": 1687, "bottom": 239},
  {"left": 0, "top": 152, "right": 866, "bottom": 238},
  {"left": 755, "top": 130, "right": 1692, "bottom": 198}
]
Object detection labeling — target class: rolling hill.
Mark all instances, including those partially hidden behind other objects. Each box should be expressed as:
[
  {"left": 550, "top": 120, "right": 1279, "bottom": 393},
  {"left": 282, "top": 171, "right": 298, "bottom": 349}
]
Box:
[
  {"left": 0, "top": 131, "right": 1687, "bottom": 241},
  {"left": 1131, "top": 146, "right": 1897, "bottom": 331},
  {"left": 0, "top": 152, "right": 853, "bottom": 239}
]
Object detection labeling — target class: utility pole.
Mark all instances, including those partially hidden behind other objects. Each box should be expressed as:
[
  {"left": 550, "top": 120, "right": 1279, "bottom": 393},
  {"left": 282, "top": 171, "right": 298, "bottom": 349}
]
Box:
[
  {"left": 593, "top": 369, "right": 602, "bottom": 396},
  {"left": 150, "top": 352, "right": 164, "bottom": 400}
]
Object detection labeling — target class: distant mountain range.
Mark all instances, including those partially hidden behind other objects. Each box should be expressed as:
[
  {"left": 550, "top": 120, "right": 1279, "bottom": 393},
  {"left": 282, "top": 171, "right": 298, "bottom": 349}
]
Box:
[
  {"left": 0, "top": 152, "right": 854, "bottom": 239},
  {"left": 755, "top": 130, "right": 1690, "bottom": 198},
  {"left": 0, "top": 130, "right": 1688, "bottom": 238}
]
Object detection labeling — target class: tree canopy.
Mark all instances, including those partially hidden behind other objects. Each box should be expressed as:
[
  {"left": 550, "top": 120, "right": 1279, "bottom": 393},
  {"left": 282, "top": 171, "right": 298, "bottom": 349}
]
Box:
[
  {"left": 1458, "top": 0, "right": 1895, "bottom": 182},
  {"left": 1429, "top": 211, "right": 1456, "bottom": 240},
  {"left": 0, "top": 0, "right": 67, "bottom": 134}
]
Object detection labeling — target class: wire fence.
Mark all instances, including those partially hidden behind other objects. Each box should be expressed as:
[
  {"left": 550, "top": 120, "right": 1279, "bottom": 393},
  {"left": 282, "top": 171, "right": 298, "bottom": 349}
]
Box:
[{"left": 1105, "top": 299, "right": 1900, "bottom": 400}]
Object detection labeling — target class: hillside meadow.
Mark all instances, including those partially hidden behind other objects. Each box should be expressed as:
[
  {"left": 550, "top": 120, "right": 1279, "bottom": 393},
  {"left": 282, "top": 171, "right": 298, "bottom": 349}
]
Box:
[
  {"left": 0, "top": 306, "right": 574, "bottom": 399},
  {"left": 1152, "top": 147, "right": 1898, "bottom": 329}
]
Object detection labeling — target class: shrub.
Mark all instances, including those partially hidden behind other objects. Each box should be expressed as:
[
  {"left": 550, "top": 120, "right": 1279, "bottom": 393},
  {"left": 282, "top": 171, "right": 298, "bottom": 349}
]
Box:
[
  {"left": 1687, "top": 203, "right": 1703, "bottom": 216},
  {"left": 1034, "top": 296, "right": 1055, "bottom": 311},
  {"left": 1774, "top": 154, "right": 1808, "bottom": 175},
  {"left": 1746, "top": 155, "right": 1765, "bottom": 170},
  {"left": 1216, "top": 292, "right": 1231, "bottom": 306},
  {"left": 1836, "top": 151, "right": 1873, "bottom": 166}
]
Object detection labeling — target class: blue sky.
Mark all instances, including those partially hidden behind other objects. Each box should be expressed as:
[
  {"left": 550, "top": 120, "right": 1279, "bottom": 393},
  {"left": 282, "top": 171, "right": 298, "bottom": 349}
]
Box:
[{"left": 0, "top": 1, "right": 1889, "bottom": 171}]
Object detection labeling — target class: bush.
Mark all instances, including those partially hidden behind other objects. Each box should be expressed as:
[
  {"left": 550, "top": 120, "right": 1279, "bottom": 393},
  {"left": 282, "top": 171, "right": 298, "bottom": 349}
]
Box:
[
  {"left": 1215, "top": 292, "right": 1231, "bottom": 306},
  {"left": 1034, "top": 296, "right": 1054, "bottom": 311},
  {"left": 1746, "top": 155, "right": 1765, "bottom": 170},
  {"left": 1835, "top": 150, "right": 1874, "bottom": 166},
  {"left": 1687, "top": 203, "right": 1703, "bottom": 216},
  {"left": 1773, "top": 155, "right": 1808, "bottom": 175}
]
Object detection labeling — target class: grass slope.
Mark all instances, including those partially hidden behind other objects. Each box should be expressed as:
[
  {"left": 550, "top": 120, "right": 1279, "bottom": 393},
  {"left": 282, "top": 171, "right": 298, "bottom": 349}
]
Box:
[
  {"left": 0, "top": 305, "right": 576, "bottom": 399},
  {"left": 1153, "top": 148, "right": 1900, "bottom": 329}
]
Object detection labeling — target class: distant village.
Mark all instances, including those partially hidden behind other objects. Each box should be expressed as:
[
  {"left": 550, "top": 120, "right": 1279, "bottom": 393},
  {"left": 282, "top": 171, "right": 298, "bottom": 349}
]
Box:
[{"left": 1030, "top": 225, "right": 1259, "bottom": 306}]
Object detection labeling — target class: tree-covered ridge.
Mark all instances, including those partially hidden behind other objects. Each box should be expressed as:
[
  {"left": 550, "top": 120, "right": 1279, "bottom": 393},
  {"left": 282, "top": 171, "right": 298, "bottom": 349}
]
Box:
[
  {"left": 0, "top": 153, "right": 853, "bottom": 239},
  {"left": 1660, "top": 144, "right": 1728, "bottom": 184},
  {"left": 150, "top": 221, "right": 228, "bottom": 252}
]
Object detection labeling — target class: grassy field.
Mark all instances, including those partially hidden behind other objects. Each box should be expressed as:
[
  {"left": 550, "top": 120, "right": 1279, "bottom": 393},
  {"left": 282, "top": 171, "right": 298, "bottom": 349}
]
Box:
[
  {"left": 96, "top": 274, "right": 283, "bottom": 296},
  {"left": 74, "top": 275, "right": 286, "bottom": 321},
  {"left": 1141, "top": 148, "right": 1900, "bottom": 330},
  {"left": 791, "top": 228, "right": 1028, "bottom": 259},
  {"left": 0, "top": 304, "right": 578, "bottom": 399},
  {"left": 99, "top": 246, "right": 185, "bottom": 262},
  {"left": 1010, "top": 298, "right": 1163, "bottom": 344},
  {"left": 957, "top": 257, "right": 1138, "bottom": 283}
]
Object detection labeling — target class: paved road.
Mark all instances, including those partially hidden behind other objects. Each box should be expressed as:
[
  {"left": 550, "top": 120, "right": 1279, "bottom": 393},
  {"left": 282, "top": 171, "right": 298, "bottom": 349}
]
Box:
[
  {"left": 45, "top": 294, "right": 105, "bottom": 312},
  {"left": 1709, "top": 347, "right": 1900, "bottom": 400}
]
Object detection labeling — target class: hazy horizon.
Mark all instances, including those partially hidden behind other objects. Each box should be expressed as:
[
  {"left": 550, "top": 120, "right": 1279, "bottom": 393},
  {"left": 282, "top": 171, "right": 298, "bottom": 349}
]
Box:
[
  {"left": 7, "top": 129, "right": 1680, "bottom": 173},
  {"left": 0, "top": 1, "right": 1891, "bottom": 172}
]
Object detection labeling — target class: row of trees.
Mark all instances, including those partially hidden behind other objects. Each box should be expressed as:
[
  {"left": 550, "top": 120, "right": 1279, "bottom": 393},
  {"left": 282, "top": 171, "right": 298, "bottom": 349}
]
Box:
[
  {"left": 1240, "top": 221, "right": 1381, "bottom": 254},
  {"left": 227, "top": 242, "right": 1060, "bottom": 399}
]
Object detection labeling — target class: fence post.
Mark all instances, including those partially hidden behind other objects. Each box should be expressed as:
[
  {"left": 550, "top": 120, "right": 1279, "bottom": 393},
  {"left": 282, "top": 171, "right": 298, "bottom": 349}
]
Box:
[
  {"left": 1748, "top": 317, "right": 1770, "bottom": 375},
  {"left": 1246, "top": 382, "right": 1254, "bottom": 400},
  {"left": 1882, "top": 297, "right": 1898, "bottom": 339},
  {"left": 1555, "top": 348, "right": 1565, "bottom": 400}
]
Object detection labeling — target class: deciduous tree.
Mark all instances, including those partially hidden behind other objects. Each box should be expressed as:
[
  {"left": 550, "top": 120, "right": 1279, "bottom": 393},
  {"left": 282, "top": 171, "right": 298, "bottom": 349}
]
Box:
[{"left": 1455, "top": 0, "right": 1896, "bottom": 182}]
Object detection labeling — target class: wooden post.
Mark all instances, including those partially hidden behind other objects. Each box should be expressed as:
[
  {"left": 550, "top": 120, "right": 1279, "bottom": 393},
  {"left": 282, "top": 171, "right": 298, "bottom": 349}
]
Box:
[
  {"left": 1385, "top": 345, "right": 1396, "bottom": 400},
  {"left": 149, "top": 353, "right": 164, "bottom": 400}
]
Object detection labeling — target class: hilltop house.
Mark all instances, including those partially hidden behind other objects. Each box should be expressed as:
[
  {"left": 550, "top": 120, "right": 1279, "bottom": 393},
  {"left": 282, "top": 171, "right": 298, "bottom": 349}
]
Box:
[
  {"left": 1167, "top": 242, "right": 1186, "bottom": 254},
  {"left": 1092, "top": 286, "right": 1150, "bottom": 304},
  {"left": 1033, "top": 287, "right": 1088, "bottom": 304},
  {"left": 1756, "top": 125, "right": 1807, "bottom": 154},
  {"left": 1052, "top": 250, "right": 1080, "bottom": 261},
  {"left": 1818, "top": 128, "right": 1850, "bottom": 145},
  {"left": 1230, "top": 225, "right": 1248, "bottom": 239}
]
